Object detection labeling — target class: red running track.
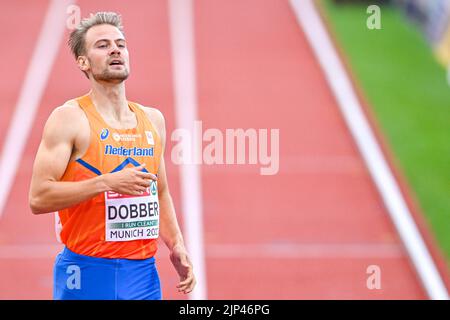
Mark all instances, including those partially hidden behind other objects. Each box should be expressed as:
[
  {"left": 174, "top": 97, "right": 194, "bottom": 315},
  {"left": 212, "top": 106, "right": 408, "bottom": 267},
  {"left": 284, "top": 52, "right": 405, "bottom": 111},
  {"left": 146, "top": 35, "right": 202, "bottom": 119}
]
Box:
[{"left": 0, "top": 0, "right": 445, "bottom": 299}]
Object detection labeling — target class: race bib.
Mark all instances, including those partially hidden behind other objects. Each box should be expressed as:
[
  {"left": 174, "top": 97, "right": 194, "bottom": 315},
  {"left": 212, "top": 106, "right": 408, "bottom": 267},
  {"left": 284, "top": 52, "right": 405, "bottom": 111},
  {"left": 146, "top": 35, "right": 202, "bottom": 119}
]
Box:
[{"left": 105, "top": 180, "right": 159, "bottom": 242}]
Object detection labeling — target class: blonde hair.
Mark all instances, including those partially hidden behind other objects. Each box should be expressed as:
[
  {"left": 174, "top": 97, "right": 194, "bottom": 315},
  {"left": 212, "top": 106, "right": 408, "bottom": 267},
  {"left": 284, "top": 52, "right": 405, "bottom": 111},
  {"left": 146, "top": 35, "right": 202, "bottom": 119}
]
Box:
[{"left": 68, "top": 11, "right": 125, "bottom": 59}]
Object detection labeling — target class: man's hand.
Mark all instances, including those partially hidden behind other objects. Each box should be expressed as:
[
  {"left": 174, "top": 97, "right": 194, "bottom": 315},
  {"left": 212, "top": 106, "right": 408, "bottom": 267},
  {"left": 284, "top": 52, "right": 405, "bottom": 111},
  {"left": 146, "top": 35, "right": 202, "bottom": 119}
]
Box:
[
  {"left": 102, "top": 164, "right": 157, "bottom": 195},
  {"left": 170, "top": 243, "right": 196, "bottom": 294}
]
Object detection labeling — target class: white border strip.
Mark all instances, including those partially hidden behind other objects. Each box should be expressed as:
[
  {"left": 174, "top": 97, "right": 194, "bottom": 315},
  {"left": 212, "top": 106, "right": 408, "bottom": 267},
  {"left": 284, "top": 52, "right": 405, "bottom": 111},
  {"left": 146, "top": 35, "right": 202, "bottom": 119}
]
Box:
[
  {"left": 289, "top": 0, "right": 448, "bottom": 300},
  {"left": 0, "top": 243, "right": 403, "bottom": 259},
  {"left": 207, "top": 243, "right": 404, "bottom": 259},
  {"left": 0, "top": 0, "right": 73, "bottom": 218},
  {"left": 168, "top": 0, "right": 207, "bottom": 300},
  {"left": 0, "top": 244, "right": 64, "bottom": 259}
]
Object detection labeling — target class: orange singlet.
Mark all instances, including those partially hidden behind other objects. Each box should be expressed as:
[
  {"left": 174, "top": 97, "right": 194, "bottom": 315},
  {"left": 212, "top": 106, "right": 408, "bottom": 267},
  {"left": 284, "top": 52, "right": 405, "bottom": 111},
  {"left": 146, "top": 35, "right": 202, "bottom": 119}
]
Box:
[{"left": 56, "top": 94, "right": 162, "bottom": 259}]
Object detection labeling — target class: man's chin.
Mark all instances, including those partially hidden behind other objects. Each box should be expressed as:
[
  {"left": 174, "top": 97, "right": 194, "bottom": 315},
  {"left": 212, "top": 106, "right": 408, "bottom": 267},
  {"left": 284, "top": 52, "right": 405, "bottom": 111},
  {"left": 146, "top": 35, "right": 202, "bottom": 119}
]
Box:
[{"left": 93, "top": 71, "right": 129, "bottom": 82}]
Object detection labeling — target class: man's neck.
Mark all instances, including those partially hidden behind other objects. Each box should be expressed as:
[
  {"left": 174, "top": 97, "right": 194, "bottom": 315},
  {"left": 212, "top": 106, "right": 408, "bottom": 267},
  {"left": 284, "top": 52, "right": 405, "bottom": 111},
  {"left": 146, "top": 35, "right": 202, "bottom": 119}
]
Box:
[{"left": 89, "top": 80, "right": 130, "bottom": 121}]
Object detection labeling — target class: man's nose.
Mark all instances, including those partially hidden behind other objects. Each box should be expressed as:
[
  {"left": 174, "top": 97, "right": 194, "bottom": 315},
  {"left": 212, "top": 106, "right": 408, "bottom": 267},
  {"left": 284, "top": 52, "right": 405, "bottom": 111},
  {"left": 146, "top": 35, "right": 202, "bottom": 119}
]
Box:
[{"left": 109, "top": 45, "right": 121, "bottom": 55}]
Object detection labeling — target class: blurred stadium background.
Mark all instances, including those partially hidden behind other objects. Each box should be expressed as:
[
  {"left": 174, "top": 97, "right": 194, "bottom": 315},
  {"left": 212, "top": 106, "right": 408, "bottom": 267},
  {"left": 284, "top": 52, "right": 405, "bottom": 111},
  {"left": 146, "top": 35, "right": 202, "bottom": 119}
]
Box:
[{"left": 0, "top": 0, "right": 448, "bottom": 299}]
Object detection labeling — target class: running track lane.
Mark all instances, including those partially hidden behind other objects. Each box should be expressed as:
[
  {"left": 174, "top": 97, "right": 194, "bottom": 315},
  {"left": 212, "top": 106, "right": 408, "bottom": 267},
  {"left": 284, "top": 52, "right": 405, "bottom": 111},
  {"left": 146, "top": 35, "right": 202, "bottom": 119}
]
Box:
[
  {"left": 0, "top": 0, "right": 56, "bottom": 299},
  {"left": 0, "top": 0, "right": 444, "bottom": 299},
  {"left": 0, "top": 1, "right": 47, "bottom": 147},
  {"left": 0, "top": 0, "right": 184, "bottom": 300},
  {"left": 195, "top": 0, "right": 426, "bottom": 299}
]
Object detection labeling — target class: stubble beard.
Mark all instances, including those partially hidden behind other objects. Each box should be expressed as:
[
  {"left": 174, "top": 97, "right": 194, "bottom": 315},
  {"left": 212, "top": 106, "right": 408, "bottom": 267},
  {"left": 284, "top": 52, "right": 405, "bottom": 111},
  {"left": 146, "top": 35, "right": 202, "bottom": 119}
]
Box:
[{"left": 93, "top": 67, "right": 130, "bottom": 83}]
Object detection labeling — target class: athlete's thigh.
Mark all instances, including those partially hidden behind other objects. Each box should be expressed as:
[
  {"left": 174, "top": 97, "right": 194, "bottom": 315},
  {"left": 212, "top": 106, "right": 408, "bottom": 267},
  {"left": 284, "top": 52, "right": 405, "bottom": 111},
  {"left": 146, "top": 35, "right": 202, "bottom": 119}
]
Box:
[
  {"left": 53, "top": 252, "right": 116, "bottom": 300},
  {"left": 117, "top": 259, "right": 162, "bottom": 300}
]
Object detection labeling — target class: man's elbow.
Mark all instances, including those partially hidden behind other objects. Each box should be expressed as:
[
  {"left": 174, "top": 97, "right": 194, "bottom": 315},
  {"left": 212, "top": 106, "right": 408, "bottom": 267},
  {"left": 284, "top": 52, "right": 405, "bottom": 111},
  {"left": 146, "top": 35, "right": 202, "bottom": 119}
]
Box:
[
  {"left": 29, "top": 196, "right": 42, "bottom": 214},
  {"left": 29, "top": 194, "right": 49, "bottom": 215},
  {"left": 29, "top": 181, "right": 54, "bottom": 214}
]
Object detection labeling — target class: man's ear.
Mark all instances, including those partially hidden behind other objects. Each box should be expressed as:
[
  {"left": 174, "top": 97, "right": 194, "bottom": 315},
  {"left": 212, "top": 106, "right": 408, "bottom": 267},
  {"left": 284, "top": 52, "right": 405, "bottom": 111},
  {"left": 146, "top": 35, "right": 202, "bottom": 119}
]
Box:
[{"left": 77, "top": 56, "right": 89, "bottom": 72}]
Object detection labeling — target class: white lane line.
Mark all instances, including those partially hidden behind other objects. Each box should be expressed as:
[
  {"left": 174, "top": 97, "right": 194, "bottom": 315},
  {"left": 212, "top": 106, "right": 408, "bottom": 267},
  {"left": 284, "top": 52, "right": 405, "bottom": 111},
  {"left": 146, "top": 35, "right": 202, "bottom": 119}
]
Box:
[
  {"left": 289, "top": 0, "right": 448, "bottom": 300},
  {"left": 168, "top": 0, "right": 207, "bottom": 300},
  {"left": 0, "top": 0, "right": 74, "bottom": 218},
  {"left": 0, "top": 244, "right": 64, "bottom": 259},
  {"left": 0, "top": 243, "right": 402, "bottom": 259},
  {"left": 207, "top": 243, "right": 404, "bottom": 259},
  {"left": 200, "top": 155, "right": 365, "bottom": 174}
]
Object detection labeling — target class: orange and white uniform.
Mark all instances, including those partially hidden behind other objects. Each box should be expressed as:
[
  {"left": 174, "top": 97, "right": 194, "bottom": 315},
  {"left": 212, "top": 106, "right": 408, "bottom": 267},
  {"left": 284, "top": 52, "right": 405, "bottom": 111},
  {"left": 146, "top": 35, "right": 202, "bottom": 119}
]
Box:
[{"left": 56, "top": 94, "right": 162, "bottom": 259}]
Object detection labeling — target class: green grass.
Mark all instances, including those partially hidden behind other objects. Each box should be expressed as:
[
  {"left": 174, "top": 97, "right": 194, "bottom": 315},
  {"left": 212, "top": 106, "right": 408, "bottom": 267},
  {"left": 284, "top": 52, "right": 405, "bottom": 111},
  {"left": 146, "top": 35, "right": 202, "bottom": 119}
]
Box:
[{"left": 320, "top": 1, "right": 450, "bottom": 260}]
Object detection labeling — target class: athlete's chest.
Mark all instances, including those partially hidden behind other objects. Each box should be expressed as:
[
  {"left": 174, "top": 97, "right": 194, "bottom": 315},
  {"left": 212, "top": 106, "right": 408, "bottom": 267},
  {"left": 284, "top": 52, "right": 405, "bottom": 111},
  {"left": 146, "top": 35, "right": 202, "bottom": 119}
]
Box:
[
  {"left": 72, "top": 120, "right": 152, "bottom": 162},
  {"left": 101, "top": 112, "right": 138, "bottom": 130}
]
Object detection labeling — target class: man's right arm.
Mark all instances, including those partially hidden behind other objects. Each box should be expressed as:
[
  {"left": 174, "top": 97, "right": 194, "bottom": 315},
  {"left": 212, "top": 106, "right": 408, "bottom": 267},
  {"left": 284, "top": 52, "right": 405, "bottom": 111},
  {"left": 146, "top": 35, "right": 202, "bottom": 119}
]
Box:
[{"left": 29, "top": 105, "right": 156, "bottom": 215}]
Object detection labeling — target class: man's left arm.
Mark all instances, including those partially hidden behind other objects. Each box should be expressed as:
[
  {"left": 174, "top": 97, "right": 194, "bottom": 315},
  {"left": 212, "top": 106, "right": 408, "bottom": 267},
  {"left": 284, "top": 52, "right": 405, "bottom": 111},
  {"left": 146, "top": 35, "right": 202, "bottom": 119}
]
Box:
[{"left": 145, "top": 107, "right": 196, "bottom": 294}]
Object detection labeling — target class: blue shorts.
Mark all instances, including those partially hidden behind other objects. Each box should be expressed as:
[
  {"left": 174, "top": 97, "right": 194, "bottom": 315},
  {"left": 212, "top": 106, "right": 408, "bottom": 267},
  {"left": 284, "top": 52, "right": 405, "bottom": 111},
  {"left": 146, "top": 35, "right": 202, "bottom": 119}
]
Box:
[{"left": 53, "top": 247, "right": 162, "bottom": 300}]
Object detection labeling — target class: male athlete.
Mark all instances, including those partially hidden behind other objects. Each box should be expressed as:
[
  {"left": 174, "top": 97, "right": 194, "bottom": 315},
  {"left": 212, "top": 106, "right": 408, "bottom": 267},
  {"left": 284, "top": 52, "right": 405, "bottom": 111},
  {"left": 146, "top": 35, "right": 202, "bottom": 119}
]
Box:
[{"left": 28, "top": 12, "right": 196, "bottom": 300}]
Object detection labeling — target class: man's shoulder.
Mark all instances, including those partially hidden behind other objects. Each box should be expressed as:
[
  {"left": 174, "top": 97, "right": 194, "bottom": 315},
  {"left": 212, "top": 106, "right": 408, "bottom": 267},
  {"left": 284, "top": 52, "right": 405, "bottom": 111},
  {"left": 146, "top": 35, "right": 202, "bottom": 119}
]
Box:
[
  {"left": 134, "top": 103, "right": 166, "bottom": 131},
  {"left": 135, "top": 103, "right": 165, "bottom": 122},
  {"left": 52, "top": 99, "right": 85, "bottom": 119},
  {"left": 46, "top": 99, "right": 87, "bottom": 132}
]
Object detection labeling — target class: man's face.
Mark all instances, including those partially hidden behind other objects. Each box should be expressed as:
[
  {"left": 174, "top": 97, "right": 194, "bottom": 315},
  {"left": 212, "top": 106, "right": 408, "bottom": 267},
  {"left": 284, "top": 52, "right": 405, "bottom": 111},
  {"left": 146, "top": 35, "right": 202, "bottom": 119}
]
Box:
[{"left": 80, "top": 24, "right": 130, "bottom": 83}]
